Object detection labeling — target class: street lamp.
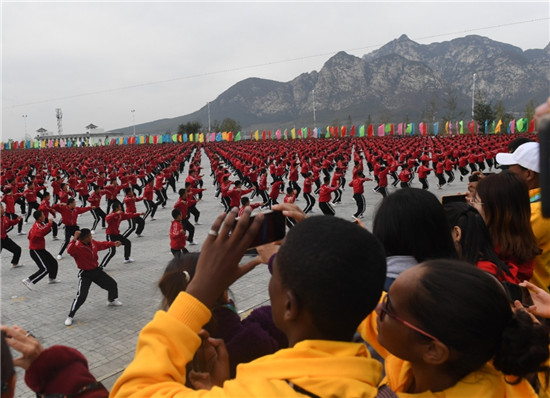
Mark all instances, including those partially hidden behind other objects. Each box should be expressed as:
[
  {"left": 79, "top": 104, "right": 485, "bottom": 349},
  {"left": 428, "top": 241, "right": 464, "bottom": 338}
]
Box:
[
  {"left": 131, "top": 109, "right": 136, "bottom": 136},
  {"left": 22, "top": 114, "right": 28, "bottom": 139},
  {"left": 471, "top": 73, "right": 477, "bottom": 118}
]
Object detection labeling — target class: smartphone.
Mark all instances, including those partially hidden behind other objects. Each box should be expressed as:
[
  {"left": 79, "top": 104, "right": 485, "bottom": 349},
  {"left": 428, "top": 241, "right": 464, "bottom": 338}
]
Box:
[
  {"left": 235, "top": 210, "right": 286, "bottom": 249},
  {"left": 441, "top": 194, "right": 467, "bottom": 205},
  {"left": 502, "top": 281, "right": 534, "bottom": 307}
]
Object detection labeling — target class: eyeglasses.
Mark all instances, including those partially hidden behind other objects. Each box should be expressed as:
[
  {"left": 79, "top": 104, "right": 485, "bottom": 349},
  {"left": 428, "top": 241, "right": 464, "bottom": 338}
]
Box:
[{"left": 379, "top": 294, "right": 441, "bottom": 342}]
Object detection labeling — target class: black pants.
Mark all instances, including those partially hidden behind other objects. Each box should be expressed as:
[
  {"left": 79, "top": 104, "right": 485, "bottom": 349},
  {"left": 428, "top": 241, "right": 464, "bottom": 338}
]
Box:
[
  {"left": 100, "top": 234, "right": 131, "bottom": 267},
  {"left": 353, "top": 193, "right": 366, "bottom": 217},
  {"left": 171, "top": 248, "right": 189, "bottom": 258},
  {"left": 319, "top": 202, "right": 335, "bottom": 216},
  {"left": 91, "top": 208, "right": 106, "bottom": 231},
  {"left": 122, "top": 217, "right": 145, "bottom": 238},
  {"left": 188, "top": 205, "right": 200, "bottom": 223},
  {"left": 333, "top": 189, "right": 342, "bottom": 203},
  {"left": 419, "top": 177, "right": 429, "bottom": 190},
  {"left": 376, "top": 186, "right": 388, "bottom": 198},
  {"left": 445, "top": 170, "right": 454, "bottom": 183},
  {"left": 290, "top": 181, "right": 301, "bottom": 196},
  {"left": 144, "top": 200, "right": 159, "bottom": 220},
  {"left": 25, "top": 201, "right": 40, "bottom": 223},
  {"left": 59, "top": 225, "right": 80, "bottom": 256},
  {"left": 68, "top": 267, "right": 118, "bottom": 317},
  {"left": 28, "top": 249, "right": 58, "bottom": 284},
  {"left": 155, "top": 189, "right": 167, "bottom": 207},
  {"left": 1, "top": 236, "right": 21, "bottom": 265},
  {"left": 303, "top": 192, "right": 315, "bottom": 214},
  {"left": 436, "top": 173, "right": 446, "bottom": 187},
  {"left": 221, "top": 196, "right": 231, "bottom": 213},
  {"left": 182, "top": 218, "right": 195, "bottom": 243}
]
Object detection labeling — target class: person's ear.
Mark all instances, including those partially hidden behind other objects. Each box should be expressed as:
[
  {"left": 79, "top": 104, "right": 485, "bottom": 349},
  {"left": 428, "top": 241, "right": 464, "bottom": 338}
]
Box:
[
  {"left": 284, "top": 289, "right": 300, "bottom": 321},
  {"left": 423, "top": 340, "right": 450, "bottom": 365},
  {"left": 451, "top": 225, "right": 461, "bottom": 245}
]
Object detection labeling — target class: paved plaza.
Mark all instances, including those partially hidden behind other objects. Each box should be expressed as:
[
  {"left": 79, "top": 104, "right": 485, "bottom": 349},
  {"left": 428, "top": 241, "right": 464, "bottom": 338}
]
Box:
[{"left": 1, "top": 149, "right": 468, "bottom": 397}]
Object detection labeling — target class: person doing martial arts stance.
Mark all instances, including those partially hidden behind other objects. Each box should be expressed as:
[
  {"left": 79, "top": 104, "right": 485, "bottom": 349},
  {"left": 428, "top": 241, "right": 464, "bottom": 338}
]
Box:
[{"left": 64, "top": 229, "right": 122, "bottom": 326}]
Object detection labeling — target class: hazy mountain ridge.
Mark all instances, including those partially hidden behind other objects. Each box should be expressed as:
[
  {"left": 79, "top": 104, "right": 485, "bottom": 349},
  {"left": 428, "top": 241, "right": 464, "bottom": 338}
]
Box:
[{"left": 109, "top": 34, "right": 549, "bottom": 136}]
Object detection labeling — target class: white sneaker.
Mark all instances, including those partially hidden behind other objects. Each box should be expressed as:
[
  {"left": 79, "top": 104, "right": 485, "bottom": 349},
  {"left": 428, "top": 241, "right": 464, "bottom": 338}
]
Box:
[
  {"left": 22, "top": 278, "right": 33, "bottom": 290},
  {"left": 48, "top": 278, "right": 61, "bottom": 284},
  {"left": 195, "top": 221, "right": 202, "bottom": 225},
  {"left": 56, "top": 254, "right": 63, "bottom": 260},
  {"left": 123, "top": 257, "right": 135, "bottom": 264},
  {"left": 64, "top": 317, "right": 73, "bottom": 326},
  {"left": 52, "top": 236, "right": 59, "bottom": 241},
  {"left": 11, "top": 263, "right": 23, "bottom": 268},
  {"left": 91, "top": 230, "right": 95, "bottom": 235},
  {"left": 108, "top": 298, "right": 123, "bottom": 306},
  {"left": 150, "top": 217, "right": 156, "bottom": 221},
  {"left": 17, "top": 231, "right": 25, "bottom": 235},
  {"left": 136, "top": 234, "right": 143, "bottom": 238},
  {"left": 189, "top": 241, "right": 198, "bottom": 246}
]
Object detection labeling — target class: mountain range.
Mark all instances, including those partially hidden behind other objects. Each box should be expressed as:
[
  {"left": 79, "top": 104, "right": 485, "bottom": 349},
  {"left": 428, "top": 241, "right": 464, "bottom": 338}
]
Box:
[{"left": 109, "top": 34, "right": 550, "bottom": 136}]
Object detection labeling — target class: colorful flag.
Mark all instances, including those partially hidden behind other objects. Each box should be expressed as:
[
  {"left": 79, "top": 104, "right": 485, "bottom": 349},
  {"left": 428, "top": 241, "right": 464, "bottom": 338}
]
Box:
[
  {"left": 433, "top": 122, "right": 439, "bottom": 136},
  {"left": 377, "top": 124, "right": 385, "bottom": 137},
  {"left": 508, "top": 119, "right": 515, "bottom": 134},
  {"left": 419, "top": 122, "right": 427, "bottom": 136},
  {"left": 516, "top": 118, "right": 528, "bottom": 133},
  {"left": 385, "top": 123, "right": 393, "bottom": 136},
  {"left": 254, "top": 130, "right": 259, "bottom": 141},
  {"left": 528, "top": 119, "right": 535, "bottom": 133},
  {"left": 341, "top": 126, "right": 347, "bottom": 137},
  {"left": 367, "top": 124, "right": 374, "bottom": 137},
  {"left": 235, "top": 131, "right": 241, "bottom": 141},
  {"left": 359, "top": 125, "right": 365, "bottom": 137},
  {"left": 495, "top": 120, "right": 503, "bottom": 133},
  {"left": 350, "top": 126, "right": 356, "bottom": 136}
]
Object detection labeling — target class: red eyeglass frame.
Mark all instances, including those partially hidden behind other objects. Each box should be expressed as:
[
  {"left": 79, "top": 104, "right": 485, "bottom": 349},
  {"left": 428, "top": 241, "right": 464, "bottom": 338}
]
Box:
[{"left": 379, "top": 294, "right": 441, "bottom": 343}]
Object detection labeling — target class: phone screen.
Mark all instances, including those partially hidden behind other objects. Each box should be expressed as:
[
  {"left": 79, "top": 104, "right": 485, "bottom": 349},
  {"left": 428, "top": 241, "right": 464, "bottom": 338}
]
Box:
[
  {"left": 236, "top": 210, "right": 286, "bottom": 249},
  {"left": 441, "top": 194, "right": 468, "bottom": 205},
  {"left": 503, "top": 281, "right": 534, "bottom": 307}
]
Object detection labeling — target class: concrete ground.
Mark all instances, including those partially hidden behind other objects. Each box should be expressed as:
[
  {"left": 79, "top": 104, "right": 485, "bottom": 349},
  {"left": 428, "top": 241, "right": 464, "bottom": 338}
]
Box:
[{"left": 1, "top": 148, "right": 470, "bottom": 397}]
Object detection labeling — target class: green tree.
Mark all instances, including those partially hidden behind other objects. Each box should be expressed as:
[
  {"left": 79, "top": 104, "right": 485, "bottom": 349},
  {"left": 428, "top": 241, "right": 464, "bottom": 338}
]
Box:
[
  {"left": 177, "top": 121, "right": 202, "bottom": 136},
  {"left": 473, "top": 91, "right": 496, "bottom": 126},
  {"left": 219, "top": 118, "right": 241, "bottom": 133},
  {"left": 442, "top": 88, "right": 465, "bottom": 121}
]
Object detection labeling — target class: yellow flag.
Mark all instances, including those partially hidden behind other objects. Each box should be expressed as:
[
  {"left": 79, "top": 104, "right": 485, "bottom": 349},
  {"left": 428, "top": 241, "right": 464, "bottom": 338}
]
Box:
[
  {"left": 199, "top": 133, "right": 204, "bottom": 143},
  {"left": 495, "top": 120, "right": 502, "bottom": 133}
]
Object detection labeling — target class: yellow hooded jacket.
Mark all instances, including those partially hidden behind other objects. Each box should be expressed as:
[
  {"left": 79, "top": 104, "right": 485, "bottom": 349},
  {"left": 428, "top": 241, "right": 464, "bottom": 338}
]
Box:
[
  {"left": 111, "top": 291, "right": 383, "bottom": 398},
  {"left": 358, "top": 306, "right": 544, "bottom": 398}
]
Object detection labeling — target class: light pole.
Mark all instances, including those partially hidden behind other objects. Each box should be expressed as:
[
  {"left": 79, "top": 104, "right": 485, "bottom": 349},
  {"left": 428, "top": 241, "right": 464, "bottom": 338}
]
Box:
[
  {"left": 471, "top": 73, "right": 476, "bottom": 119},
  {"left": 312, "top": 90, "right": 316, "bottom": 127},
  {"left": 22, "top": 114, "right": 28, "bottom": 139},
  {"left": 207, "top": 102, "right": 211, "bottom": 133},
  {"left": 131, "top": 109, "right": 136, "bottom": 136}
]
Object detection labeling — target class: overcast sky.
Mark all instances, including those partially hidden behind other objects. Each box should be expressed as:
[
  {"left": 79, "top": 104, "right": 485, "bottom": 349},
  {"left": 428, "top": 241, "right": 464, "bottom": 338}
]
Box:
[{"left": 2, "top": 1, "right": 549, "bottom": 141}]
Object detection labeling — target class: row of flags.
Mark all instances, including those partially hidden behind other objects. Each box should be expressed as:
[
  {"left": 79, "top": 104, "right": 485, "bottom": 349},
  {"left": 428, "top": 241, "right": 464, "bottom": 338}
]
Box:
[{"left": 2, "top": 118, "right": 536, "bottom": 150}]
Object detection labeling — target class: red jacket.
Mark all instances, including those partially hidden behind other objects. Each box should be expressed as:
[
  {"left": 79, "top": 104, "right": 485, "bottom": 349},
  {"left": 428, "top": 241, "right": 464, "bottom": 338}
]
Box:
[
  {"left": 1, "top": 215, "right": 20, "bottom": 239},
  {"left": 53, "top": 205, "right": 92, "bottom": 227},
  {"left": 318, "top": 184, "right": 338, "bottom": 203},
  {"left": 228, "top": 187, "right": 253, "bottom": 208},
  {"left": 105, "top": 212, "right": 139, "bottom": 235},
  {"left": 349, "top": 177, "right": 372, "bottom": 194},
  {"left": 28, "top": 221, "right": 53, "bottom": 250},
  {"left": 67, "top": 239, "right": 116, "bottom": 270},
  {"left": 170, "top": 220, "right": 187, "bottom": 250},
  {"left": 174, "top": 198, "right": 189, "bottom": 218}
]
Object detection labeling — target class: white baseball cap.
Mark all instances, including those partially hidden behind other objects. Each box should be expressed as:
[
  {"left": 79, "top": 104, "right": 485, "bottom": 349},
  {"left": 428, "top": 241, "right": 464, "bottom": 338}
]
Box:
[{"left": 496, "top": 142, "right": 540, "bottom": 173}]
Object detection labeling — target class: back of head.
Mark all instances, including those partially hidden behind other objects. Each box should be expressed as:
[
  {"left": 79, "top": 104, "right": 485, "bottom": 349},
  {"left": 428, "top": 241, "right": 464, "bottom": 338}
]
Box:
[
  {"left": 408, "top": 259, "right": 549, "bottom": 381},
  {"left": 276, "top": 216, "right": 386, "bottom": 341},
  {"left": 158, "top": 253, "right": 200, "bottom": 310},
  {"left": 476, "top": 171, "right": 540, "bottom": 264},
  {"left": 373, "top": 188, "right": 456, "bottom": 262},
  {"left": 443, "top": 202, "right": 512, "bottom": 277}
]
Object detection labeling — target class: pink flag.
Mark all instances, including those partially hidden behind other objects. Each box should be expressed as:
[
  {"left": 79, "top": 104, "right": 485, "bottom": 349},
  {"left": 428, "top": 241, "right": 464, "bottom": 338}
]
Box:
[
  {"left": 275, "top": 129, "right": 281, "bottom": 139},
  {"left": 377, "top": 124, "right": 385, "bottom": 137},
  {"left": 397, "top": 123, "right": 403, "bottom": 135}
]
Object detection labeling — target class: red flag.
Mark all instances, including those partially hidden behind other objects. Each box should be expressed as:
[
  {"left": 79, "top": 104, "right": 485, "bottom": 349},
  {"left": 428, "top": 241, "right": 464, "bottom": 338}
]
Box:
[
  {"left": 528, "top": 119, "right": 535, "bottom": 132},
  {"left": 367, "top": 124, "right": 374, "bottom": 137},
  {"left": 262, "top": 130, "right": 266, "bottom": 140},
  {"left": 228, "top": 131, "right": 233, "bottom": 141},
  {"left": 268, "top": 130, "right": 272, "bottom": 140},
  {"left": 350, "top": 125, "right": 356, "bottom": 136},
  {"left": 341, "top": 126, "right": 347, "bottom": 137},
  {"left": 329, "top": 126, "right": 335, "bottom": 138}
]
